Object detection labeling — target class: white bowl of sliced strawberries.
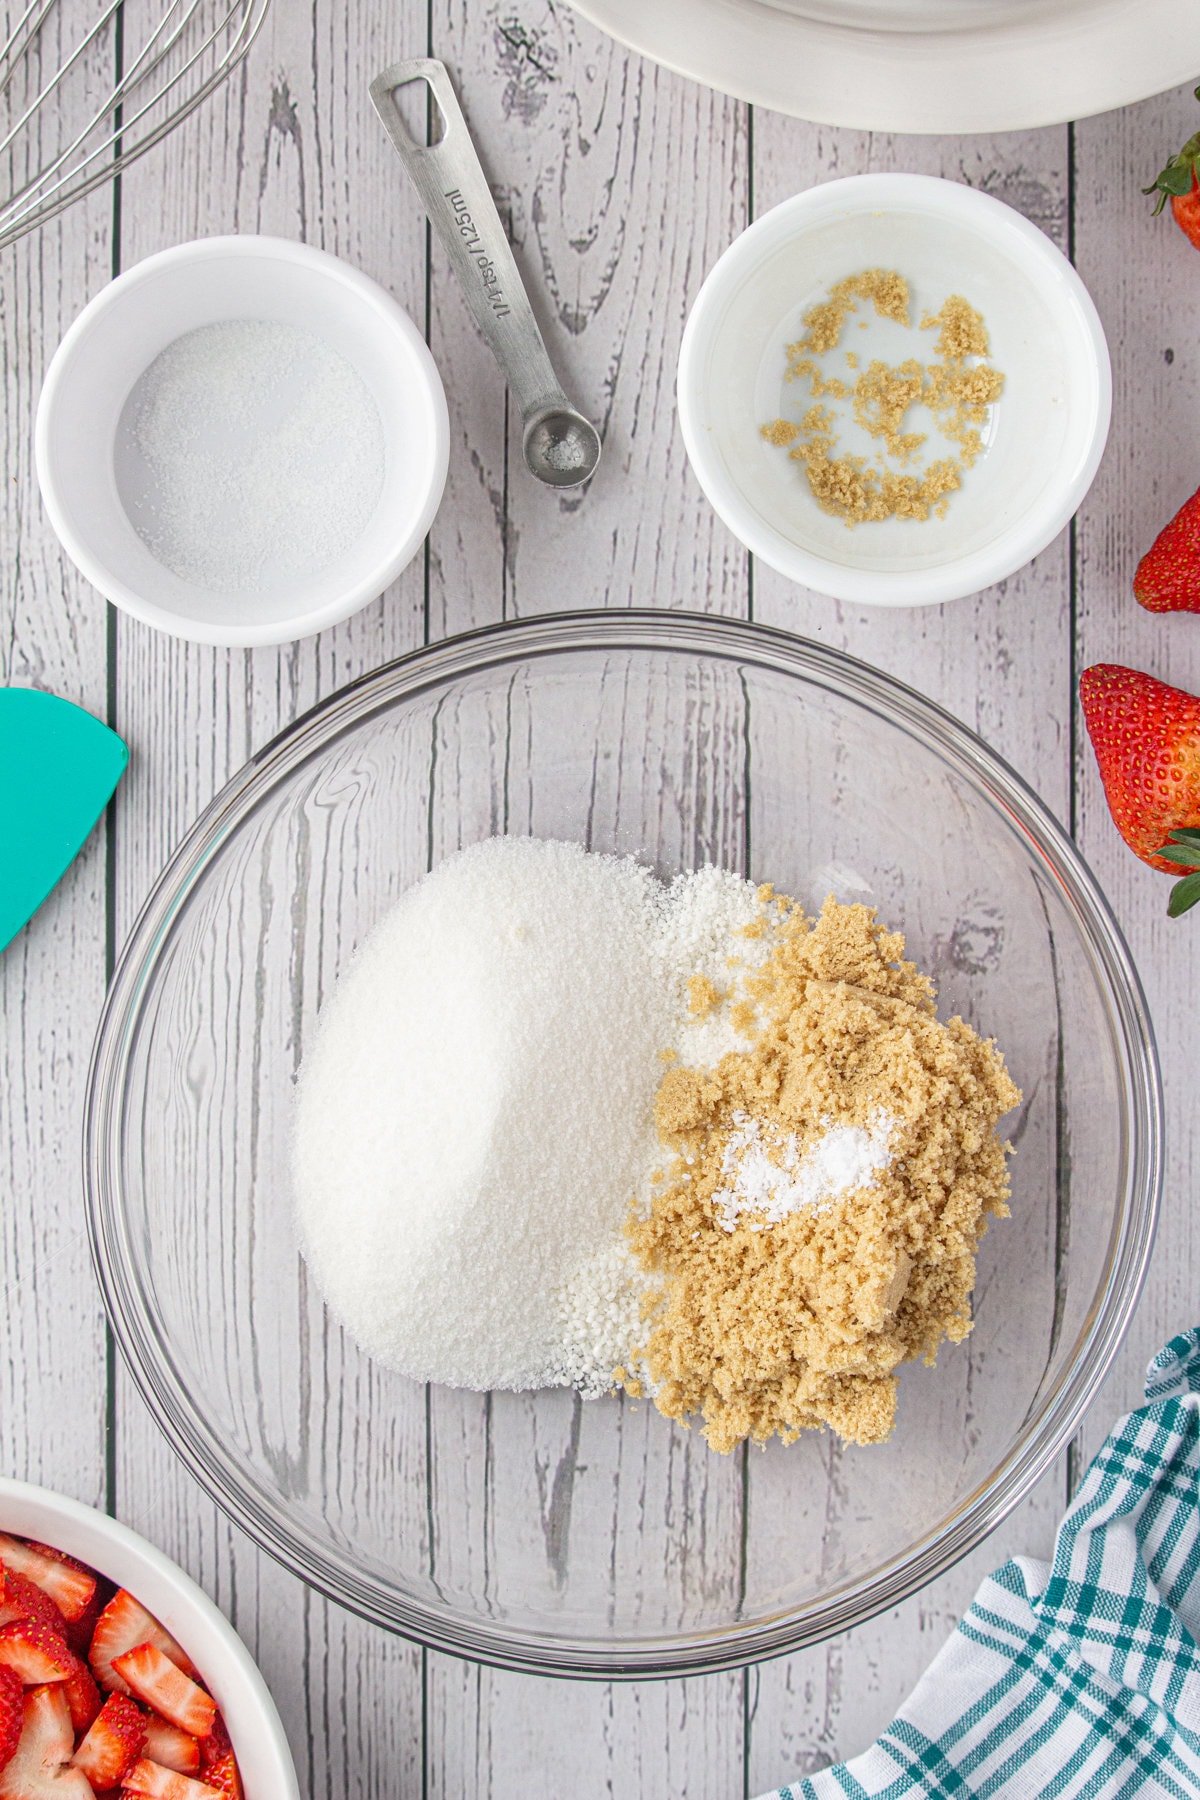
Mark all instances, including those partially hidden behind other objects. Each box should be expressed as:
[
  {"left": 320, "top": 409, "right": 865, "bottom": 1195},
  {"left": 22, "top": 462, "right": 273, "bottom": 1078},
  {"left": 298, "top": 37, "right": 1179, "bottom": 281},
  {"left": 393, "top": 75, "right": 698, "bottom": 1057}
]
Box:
[{"left": 0, "top": 1480, "right": 299, "bottom": 1800}]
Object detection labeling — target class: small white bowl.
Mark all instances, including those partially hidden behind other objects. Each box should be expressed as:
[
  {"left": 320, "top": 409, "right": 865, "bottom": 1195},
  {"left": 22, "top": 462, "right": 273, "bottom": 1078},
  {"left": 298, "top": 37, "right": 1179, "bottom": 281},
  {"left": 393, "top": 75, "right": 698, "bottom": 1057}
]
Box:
[
  {"left": 0, "top": 1478, "right": 300, "bottom": 1797},
  {"left": 36, "top": 236, "right": 449, "bottom": 647},
  {"left": 678, "top": 173, "right": 1111, "bottom": 608}
]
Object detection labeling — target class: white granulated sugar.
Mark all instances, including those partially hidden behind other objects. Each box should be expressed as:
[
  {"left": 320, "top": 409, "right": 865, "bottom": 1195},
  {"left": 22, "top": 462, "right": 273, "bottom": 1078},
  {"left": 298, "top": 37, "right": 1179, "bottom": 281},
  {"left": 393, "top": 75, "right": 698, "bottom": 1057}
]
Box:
[
  {"left": 293, "top": 837, "right": 791, "bottom": 1396},
  {"left": 554, "top": 1237, "right": 652, "bottom": 1398},
  {"left": 661, "top": 864, "right": 775, "bottom": 1068},
  {"left": 117, "top": 319, "right": 385, "bottom": 592},
  {"left": 294, "top": 838, "right": 668, "bottom": 1391},
  {"left": 713, "top": 1110, "right": 896, "bottom": 1233}
]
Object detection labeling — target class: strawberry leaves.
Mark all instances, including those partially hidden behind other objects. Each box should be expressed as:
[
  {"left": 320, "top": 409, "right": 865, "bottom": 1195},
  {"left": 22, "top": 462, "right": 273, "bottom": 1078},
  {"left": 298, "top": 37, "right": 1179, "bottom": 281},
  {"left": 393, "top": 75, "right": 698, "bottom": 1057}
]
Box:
[
  {"left": 1144, "top": 88, "right": 1200, "bottom": 215},
  {"left": 1158, "top": 828, "right": 1200, "bottom": 917}
]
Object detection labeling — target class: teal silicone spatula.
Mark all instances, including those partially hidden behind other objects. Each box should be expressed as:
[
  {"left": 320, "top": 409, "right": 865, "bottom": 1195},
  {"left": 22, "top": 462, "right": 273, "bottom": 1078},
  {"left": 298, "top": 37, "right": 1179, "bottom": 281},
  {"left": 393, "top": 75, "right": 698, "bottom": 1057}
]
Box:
[{"left": 0, "top": 688, "right": 128, "bottom": 953}]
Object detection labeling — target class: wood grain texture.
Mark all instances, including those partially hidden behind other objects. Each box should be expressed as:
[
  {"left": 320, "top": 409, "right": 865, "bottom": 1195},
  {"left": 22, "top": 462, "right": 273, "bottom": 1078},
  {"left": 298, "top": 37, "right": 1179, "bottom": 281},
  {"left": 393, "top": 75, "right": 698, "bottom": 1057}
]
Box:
[
  {"left": 428, "top": 1661, "right": 743, "bottom": 1800},
  {"left": 1070, "top": 81, "right": 1200, "bottom": 1452},
  {"left": 427, "top": 0, "right": 750, "bottom": 635},
  {"left": 744, "top": 1468, "right": 1065, "bottom": 1792},
  {"left": 2, "top": 0, "right": 1197, "bottom": 1790},
  {"left": 106, "top": 2, "right": 429, "bottom": 1795},
  {"left": 0, "top": 0, "right": 114, "bottom": 1505}
]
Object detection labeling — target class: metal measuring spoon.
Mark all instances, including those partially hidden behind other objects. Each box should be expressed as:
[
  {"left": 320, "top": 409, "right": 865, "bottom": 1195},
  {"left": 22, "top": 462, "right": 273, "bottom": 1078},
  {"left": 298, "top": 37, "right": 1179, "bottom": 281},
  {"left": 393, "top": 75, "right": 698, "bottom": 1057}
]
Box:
[{"left": 371, "top": 58, "right": 602, "bottom": 489}]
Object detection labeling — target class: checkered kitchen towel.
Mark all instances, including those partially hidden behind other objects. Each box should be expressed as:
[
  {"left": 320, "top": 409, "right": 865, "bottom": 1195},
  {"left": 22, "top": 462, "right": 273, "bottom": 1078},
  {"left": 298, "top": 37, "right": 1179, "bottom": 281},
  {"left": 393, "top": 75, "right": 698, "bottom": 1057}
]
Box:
[{"left": 759, "top": 1329, "right": 1200, "bottom": 1800}]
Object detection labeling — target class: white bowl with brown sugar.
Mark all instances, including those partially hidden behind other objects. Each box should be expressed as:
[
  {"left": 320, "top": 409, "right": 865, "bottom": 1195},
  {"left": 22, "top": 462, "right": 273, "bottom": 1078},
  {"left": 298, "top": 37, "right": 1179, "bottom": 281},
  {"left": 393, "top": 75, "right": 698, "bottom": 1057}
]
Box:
[{"left": 678, "top": 173, "right": 1111, "bottom": 608}]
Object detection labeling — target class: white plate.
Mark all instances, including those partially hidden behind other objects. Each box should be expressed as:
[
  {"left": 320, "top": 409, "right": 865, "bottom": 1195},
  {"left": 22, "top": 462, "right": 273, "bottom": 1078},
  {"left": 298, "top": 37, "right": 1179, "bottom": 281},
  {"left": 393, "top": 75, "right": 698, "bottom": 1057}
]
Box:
[{"left": 564, "top": 0, "right": 1200, "bottom": 133}]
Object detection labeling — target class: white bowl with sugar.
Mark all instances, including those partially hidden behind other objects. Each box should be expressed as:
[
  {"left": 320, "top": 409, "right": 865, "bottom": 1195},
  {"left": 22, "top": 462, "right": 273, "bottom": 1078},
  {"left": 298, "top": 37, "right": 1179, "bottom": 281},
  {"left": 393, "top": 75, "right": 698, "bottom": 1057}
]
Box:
[{"left": 36, "top": 236, "right": 449, "bottom": 647}]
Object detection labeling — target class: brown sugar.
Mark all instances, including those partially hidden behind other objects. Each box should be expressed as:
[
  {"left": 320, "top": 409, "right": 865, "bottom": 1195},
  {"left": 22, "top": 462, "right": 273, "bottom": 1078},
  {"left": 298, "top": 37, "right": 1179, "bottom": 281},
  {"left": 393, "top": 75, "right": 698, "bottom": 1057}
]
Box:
[
  {"left": 921, "top": 293, "right": 990, "bottom": 361},
  {"left": 621, "top": 894, "right": 1020, "bottom": 1454},
  {"left": 761, "top": 418, "right": 800, "bottom": 449},
  {"left": 923, "top": 361, "right": 1006, "bottom": 468},
  {"left": 762, "top": 270, "right": 1005, "bottom": 525},
  {"left": 794, "top": 268, "right": 912, "bottom": 354},
  {"left": 687, "top": 974, "right": 722, "bottom": 1018},
  {"left": 790, "top": 434, "right": 962, "bottom": 525},
  {"left": 787, "top": 357, "right": 851, "bottom": 401},
  {"left": 852, "top": 358, "right": 926, "bottom": 461}
]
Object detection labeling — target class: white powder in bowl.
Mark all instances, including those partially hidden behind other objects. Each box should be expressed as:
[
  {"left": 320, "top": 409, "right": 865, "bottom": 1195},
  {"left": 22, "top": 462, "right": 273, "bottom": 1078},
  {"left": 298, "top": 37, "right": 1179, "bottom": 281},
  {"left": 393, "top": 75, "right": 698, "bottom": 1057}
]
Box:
[
  {"left": 711, "top": 1110, "right": 896, "bottom": 1233},
  {"left": 116, "top": 319, "right": 385, "bottom": 593},
  {"left": 293, "top": 837, "right": 769, "bottom": 1393}
]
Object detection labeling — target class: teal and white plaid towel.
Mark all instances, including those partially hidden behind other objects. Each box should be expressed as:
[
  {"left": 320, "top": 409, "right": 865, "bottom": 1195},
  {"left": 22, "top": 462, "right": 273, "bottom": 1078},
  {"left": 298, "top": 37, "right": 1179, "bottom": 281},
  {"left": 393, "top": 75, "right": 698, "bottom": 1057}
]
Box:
[{"left": 759, "top": 1329, "right": 1200, "bottom": 1800}]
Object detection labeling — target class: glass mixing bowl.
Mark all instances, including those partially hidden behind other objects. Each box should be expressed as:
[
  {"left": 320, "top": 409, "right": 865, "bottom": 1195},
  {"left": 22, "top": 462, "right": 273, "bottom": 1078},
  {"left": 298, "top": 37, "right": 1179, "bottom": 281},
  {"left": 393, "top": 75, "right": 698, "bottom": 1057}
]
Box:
[{"left": 85, "top": 611, "right": 1161, "bottom": 1677}]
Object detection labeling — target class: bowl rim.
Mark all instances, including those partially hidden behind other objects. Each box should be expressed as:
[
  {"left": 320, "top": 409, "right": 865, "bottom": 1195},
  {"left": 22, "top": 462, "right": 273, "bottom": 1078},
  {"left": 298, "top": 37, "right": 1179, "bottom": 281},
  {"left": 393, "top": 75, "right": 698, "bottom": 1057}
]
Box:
[
  {"left": 34, "top": 233, "right": 450, "bottom": 649},
  {"left": 0, "top": 1477, "right": 300, "bottom": 1795},
  {"left": 677, "top": 172, "right": 1113, "bottom": 609},
  {"left": 84, "top": 608, "right": 1162, "bottom": 1678},
  {"left": 560, "top": 0, "right": 1200, "bottom": 137}
]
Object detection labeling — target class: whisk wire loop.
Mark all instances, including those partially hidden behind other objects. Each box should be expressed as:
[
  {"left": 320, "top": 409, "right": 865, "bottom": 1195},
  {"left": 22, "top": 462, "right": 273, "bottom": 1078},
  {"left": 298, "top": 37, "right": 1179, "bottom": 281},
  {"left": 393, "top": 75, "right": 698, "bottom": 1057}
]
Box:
[{"left": 0, "top": 0, "right": 272, "bottom": 248}]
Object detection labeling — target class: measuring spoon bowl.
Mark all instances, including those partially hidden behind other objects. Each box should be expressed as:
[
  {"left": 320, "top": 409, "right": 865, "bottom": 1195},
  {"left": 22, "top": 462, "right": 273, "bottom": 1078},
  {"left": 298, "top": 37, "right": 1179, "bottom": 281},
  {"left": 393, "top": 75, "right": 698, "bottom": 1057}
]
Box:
[{"left": 523, "top": 407, "right": 602, "bottom": 486}]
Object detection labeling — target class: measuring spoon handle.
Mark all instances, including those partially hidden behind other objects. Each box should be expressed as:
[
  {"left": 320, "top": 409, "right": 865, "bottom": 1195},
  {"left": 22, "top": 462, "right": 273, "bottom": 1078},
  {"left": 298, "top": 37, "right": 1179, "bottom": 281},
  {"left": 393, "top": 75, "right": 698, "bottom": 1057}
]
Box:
[{"left": 370, "top": 57, "right": 568, "bottom": 424}]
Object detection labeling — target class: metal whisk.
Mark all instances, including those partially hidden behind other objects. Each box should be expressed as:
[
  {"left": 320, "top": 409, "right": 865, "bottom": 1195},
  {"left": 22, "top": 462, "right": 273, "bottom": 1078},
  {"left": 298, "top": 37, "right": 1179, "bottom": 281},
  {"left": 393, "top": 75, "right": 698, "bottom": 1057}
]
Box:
[{"left": 1, "top": 0, "right": 272, "bottom": 251}]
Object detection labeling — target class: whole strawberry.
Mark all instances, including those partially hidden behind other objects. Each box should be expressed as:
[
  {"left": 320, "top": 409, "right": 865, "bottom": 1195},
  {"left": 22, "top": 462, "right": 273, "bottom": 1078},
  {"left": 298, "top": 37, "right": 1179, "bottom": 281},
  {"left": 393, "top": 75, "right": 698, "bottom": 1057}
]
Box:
[
  {"left": 1134, "top": 484, "right": 1200, "bottom": 613},
  {"left": 1080, "top": 663, "right": 1200, "bottom": 914},
  {"left": 1144, "top": 85, "right": 1200, "bottom": 250}
]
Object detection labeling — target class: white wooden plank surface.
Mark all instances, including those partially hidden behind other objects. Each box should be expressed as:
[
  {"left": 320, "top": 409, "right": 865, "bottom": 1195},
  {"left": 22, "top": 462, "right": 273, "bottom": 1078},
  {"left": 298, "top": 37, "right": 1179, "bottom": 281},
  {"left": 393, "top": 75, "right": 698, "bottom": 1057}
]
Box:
[
  {"left": 426, "top": 0, "right": 750, "bottom": 637},
  {"left": 1070, "top": 84, "right": 1200, "bottom": 1448},
  {"left": 0, "top": 0, "right": 114, "bottom": 1506},
  {"left": 2, "top": 0, "right": 1199, "bottom": 1790}
]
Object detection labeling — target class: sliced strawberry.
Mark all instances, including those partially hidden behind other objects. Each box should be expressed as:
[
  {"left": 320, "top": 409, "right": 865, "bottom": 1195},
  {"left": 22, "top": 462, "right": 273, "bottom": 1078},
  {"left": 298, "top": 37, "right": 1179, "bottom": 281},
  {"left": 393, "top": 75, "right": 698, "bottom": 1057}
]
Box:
[
  {"left": 195, "top": 1718, "right": 238, "bottom": 1799},
  {"left": 63, "top": 1577, "right": 109, "bottom": 1659},
  {"left": 0, "top": 1622, "right": 93, "bottom": 1734},
  {"left": 62, "top": 1660, "right": 100, "bottom": 1734},
  {"left": 90, "top": 1595, "right": 197, "bottom": 1697},
  {"left": 198, "top": 1751, "right": 240, "bottom": 1800},
  {"left": 0, "top": 1670, "right": 21, "bottom": 1774},
  {"left": 123, "top": 1759, "right": 220, "bottom": 1800},
  {"left": 196, "top": 1718, "right": 229, "bottom": 1773},
  {"left": 20, "top": 1548, "right": 93, "bottom": 1589},
  {"left": 72, "top": 1694, "right": 145, "bottom": 1788},
  {"left": 0, "top": 1622, "right": 76, "bottom": 1687},
  {"left": 110, "top": 1651, "right": 213, "bottom": 1742},
  {"left": 140, "top": 1720, "right": 198, "bottom": 1776},
  {"left": 0, "top": 1575, "right": 66, "bottom": 1641},
  {"left": 0, "top": 1543, "right": 95, "bottom": 1627},
  {"left": 0, "top": 1685, "right": 93, "bottom": 1799}
]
